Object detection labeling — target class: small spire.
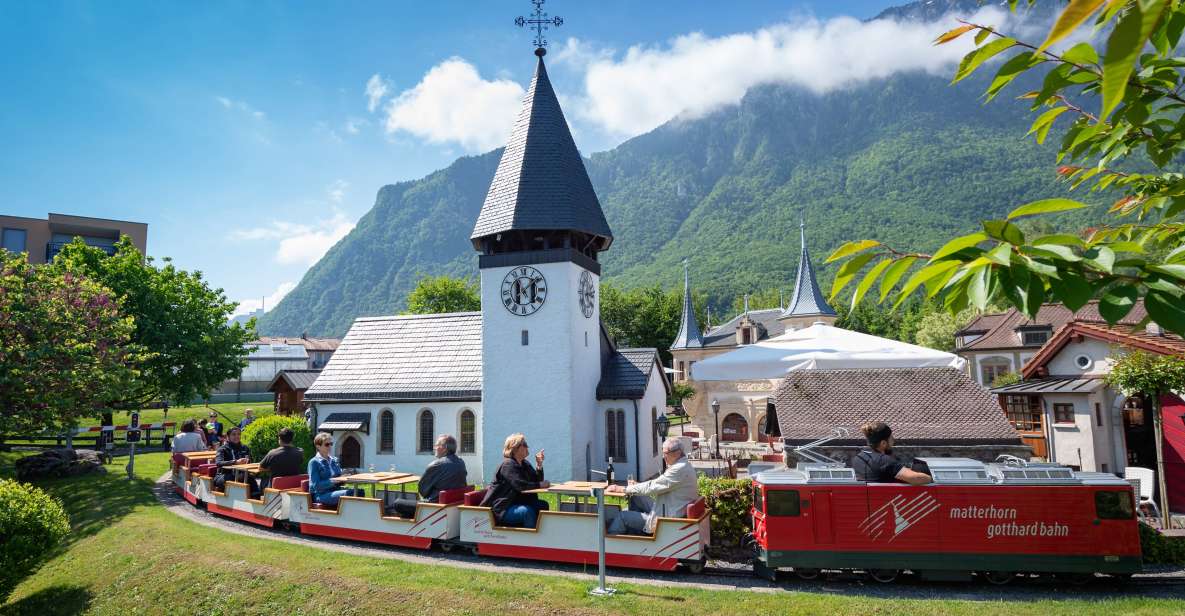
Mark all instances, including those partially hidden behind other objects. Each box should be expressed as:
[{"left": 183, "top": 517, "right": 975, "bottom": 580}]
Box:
[
  {"left": 706, "top": 305, "right": 712, "bottom": 329},
  {"left": 781, "top": 211, "right": 837, "bottom": 320},
  {"left": 779, "top": 288, "right": 784, "bottom": 311},
  {"left": 743, "top": 294, "right": 750, "bottom": 313},
  {"left": 671, "top": 259, "right": 703, "bottom": 349}
]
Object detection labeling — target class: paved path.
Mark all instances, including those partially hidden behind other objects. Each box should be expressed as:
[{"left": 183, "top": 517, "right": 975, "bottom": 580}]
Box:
[{"left": 154, "top": 475, "right": 1185, "bottom": 600}]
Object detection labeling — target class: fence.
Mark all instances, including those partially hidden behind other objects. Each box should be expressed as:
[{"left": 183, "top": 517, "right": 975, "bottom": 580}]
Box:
[{"left": 2, "top": 422, "right": 176, "bottom": 450}]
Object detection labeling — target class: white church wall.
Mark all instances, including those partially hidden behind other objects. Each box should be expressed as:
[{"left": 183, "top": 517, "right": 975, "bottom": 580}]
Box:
[
  {"left": 313, "top": 401, "right": 484, "bottom": 481},
  {"left": 638, "top": 363, "right": 668, "bottom": 480}
]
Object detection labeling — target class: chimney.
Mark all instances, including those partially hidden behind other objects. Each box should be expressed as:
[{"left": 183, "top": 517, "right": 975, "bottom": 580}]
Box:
[{"left": 1146, "top": 322, "right": 1164, "bottom": 337}]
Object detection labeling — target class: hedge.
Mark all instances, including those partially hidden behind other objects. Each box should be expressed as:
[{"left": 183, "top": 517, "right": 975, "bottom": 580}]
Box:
[
  {"left": 1139, "top": 522, "right": 1185, "bottom": 565},
  {"left": 241, "top": 415, "right": 314, "bottom": 468},
  {"left": 698, "top": 476, "right": 752, "bottom": 547},
  {"left": 0, "top": 479, "right": 71, "bottom": 601}
]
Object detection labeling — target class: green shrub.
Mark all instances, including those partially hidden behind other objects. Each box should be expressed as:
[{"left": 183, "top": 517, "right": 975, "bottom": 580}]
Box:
[
  {"left": 241, "top": 415, "right": 314, "bottom": 468},
  {"left": 0, "top": 479, "right": 71, "bottom": 602},
  {"left": 698, "top": 476, "right": 752, "bottom": 547},
  {"left": 1139, "top": 522, "right": 1185, "bottom": 565}
]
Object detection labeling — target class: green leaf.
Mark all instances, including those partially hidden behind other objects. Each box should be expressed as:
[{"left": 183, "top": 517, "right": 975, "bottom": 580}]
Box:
[
  {"left": 1150, "top": 264, "right": 1185, "bottom": 281},
  {"left": 1101, "top": 0, "right": 1167, "bottom": 121},
  {"left": 1036, "top": 0, "right": 1106, "bottom": 55},
  {"left": 975, "top": 27, "right": 992, "bottom": 46},
  {"left": 1028, "top": 107, "right": 1070, "bottom": 144},
  {"left": 1167, "top": 243, "right": 1185, "bottom": 264},
  {"left": 983, "top": 220, "right": 1026, "bottom": 245},
  {"left": 985, "top": 243, "right": 1013, "bottom": 265},
  {"left": 1145, "top": 290, "right": 1185, "bottom": 335},
  {"left": 1099, "top": 284, "right": 1139, "bottom": 322},
  {"left": 1049, "top": 273, "right": 1095, "bottom": 310},
  {"left": 851, "top": 259, "right": 894, "bottom": 309},
  {"left": 954, "top": 37, "right": 1018, "bottom": 83},
  {"left": 930, "top": 232, "right": 988, "bottom": 262},
  {"left": 1018, "top": 269, "right": 1047, "bottom": 318},
  {"left": 1144, "top": 275, "right": 1183, "bottom": 294},
  {"left": 967, "top": 265, "right": 992, "bottom": 310},
  {"left": 1006, "top": 198, "right": 1089, "bottom": 220},
  {"left": 1026, "top": 244, "right": 1082, "bottom": 262},
  {"left": 826, "top": 239, "right": 881, "bottom": 264},
  {"left": 894, "top": 261, "right": 960, "bottom": 309},
  {"left": 1061, "top": 41, "right": 1100, "bottom": 65},
  {"left": 1033, "top": 233, "right": 1087, "bottom": 249},
  {"left": 1083, "top": 246, "right": 1116, "bottom": 273},
  {"left": 878, "top": 256, "right": 916, "bottom": 303},
  {"left": 830, "top": 252, "right": 877, "bottom": 300},
  {"left": 1106, "top": 241, "right": 1145, "bottom": 253},
  {"left": 986, "top": 52, "right": 1039, "bottom": 101}
]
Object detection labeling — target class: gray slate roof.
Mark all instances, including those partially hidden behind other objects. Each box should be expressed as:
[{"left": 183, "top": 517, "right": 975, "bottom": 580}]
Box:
[
  {"left": 267, "top": 369, "right": 321, "bottom": 392},
  {"left": 598, "top": 348, "right": 666, "bottom": 400},
  {"left": 990, "top": 377, "right": 1104, "bottom": 395},
  {"left": 781, "top": 221, "right": 836, "bottom": 318},
  {"left": 702, "top": 308, "right": 785, "bottom": 348},
  {"left": 772, "top": 368, "right": 1021, "bottom": 445},
  {"left": 670, "top": 265, "right": 703, "bottom": 350},
  {"left": 304, "top": 313, "right": 483, "bottom": 402},
  {"left": 318, "top": 412, "right": 371, "bottom": 433},
  {"left": 470, "top": 56, "right": 612, "bottom": 246}
]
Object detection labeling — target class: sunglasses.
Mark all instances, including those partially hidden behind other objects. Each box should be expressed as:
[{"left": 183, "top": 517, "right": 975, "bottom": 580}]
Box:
[{"left": 320, "top": 441, "right": 334, "bottom": 447}]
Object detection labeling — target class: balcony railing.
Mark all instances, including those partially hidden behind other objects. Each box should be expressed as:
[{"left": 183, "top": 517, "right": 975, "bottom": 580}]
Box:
[{"left": 46, "top": 242, "right": 117, "bottom": 262}]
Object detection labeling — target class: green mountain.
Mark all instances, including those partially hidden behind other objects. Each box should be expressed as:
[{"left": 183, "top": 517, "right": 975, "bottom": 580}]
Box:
[{"left": 259, "top": 12, "right": 1088, "bottom": 337}]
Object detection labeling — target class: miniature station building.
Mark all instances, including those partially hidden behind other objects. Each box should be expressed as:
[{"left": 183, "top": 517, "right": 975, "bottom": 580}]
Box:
[{"left": 303, "top": 49, "right": 670, "bottom": 482}]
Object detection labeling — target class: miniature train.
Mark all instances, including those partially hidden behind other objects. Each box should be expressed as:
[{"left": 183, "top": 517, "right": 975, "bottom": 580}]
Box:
[{"left": 171, "top": 452, "right": 1141, "bottom": 582}]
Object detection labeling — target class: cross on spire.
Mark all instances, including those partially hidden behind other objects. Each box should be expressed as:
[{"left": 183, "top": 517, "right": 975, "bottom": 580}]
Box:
[{"left": 515, "top": 0, "right": 563, "bottom": 56}]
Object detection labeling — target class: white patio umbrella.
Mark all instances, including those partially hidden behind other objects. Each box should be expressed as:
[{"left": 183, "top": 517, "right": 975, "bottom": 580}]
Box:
[{"left": 690, "top": 322, "right": 965, "bottom": 381}]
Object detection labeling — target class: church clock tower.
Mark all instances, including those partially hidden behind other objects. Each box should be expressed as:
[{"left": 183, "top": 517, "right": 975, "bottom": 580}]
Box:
[{"left": 471, "top": 46, "right": 614, "bottom": 482}]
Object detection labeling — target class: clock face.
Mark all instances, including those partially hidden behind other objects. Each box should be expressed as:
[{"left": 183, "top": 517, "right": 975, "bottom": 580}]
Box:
[
  {"left": 578, "top": 270, "right": 596, "bottom": 319},
  {"left": 501, "top": 266, "right": 547, "bottom": 316}
]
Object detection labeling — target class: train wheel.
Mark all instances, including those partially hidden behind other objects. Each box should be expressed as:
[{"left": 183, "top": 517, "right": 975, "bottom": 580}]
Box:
[
  {"left": 1059, "top": 573, "right": 1093, "bottom": 586},
  {"left": 467, "top": 545, "right": 480, "bottom": 557},
  {"left": 794, "top": 568, "right": 821, "bottom": 580},
  {"left": 438, "top": 542, "right": 454, "bottom": 553},
  {"left": 683, "top": 560, "right": 706, "bottom": 575},
  {"left": 868, "top": 569, "right": 898, "bottom": 583},
  {"left": 983, "top": 571, "right": 1015, "bottom": 585}
]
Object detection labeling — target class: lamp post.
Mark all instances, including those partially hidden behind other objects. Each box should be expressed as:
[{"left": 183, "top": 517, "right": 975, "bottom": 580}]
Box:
[{"left": 711, "top": 399, "right": 721, "bottom": 459}]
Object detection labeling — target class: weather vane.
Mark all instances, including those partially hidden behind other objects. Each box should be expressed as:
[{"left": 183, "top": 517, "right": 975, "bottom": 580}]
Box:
[{"left": 515, "top": 0, "right": 563, "bottom": 56}]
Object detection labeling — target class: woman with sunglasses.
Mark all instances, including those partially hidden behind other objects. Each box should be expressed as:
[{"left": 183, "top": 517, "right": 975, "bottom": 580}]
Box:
[
  {"left": 307, "top": 432, "right": 363, "bottom": 507},
  {"left": 479, "top": 433, "right": 550, "bottom": 528}
]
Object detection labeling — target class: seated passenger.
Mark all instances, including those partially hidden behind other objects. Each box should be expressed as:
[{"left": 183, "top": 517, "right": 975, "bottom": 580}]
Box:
[
  {"left": 307, "top": 432, "right": 363, "bottom": 507},
  {"left": 851, "top": 421, "right": 932, "bottom": 485},
  {"left": 171, "top": 419, "right": 206, "bottom": 454},
  {"left": 390, "top": 434, "right": 468, "bottom": 517},
  {"left": 214, "top": 427, "right": 259, "bottom": 496},
  {"left": 479, "top": 433, "right": 549, "bottom": 528},
  {"left": 606, "top": 437, "right": 698, "bottom": 535},
  {"left": 258, "top": 427, "right": 304, "bottom": 490}
]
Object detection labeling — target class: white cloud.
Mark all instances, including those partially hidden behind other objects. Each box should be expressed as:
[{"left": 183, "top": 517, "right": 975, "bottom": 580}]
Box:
[
  {"left": 232, "top": 281, "right": 297, "bottom": 317},
  {"left": 382, "top": 58, "right": 525, "bottom": 152},
  {"left": 365, "top": 74, "right": 390, "bottom": 113},
  {"left": 215, "top": 95, "right": 266, "bottom": 120},
  {"left": 566, "top": 7, "right": 1010, "bottom": 138},
  {"left": 231, "top": 212, "right": 355, "bottom": 266},
  {"left": 344, "top": 117, "right": 367, "bottom": 134},
  {"left": 328, "top": 179, "right": 348, "bottom": 204}
]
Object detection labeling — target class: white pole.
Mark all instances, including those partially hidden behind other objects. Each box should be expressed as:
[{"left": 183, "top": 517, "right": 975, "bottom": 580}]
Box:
[{"left": 588, "top": 486, "right": 615, "bottom": 596}]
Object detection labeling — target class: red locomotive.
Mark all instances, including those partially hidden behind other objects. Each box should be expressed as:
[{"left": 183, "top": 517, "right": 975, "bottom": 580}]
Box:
[{"left": 751, "top": 456, "right": 1142, "bottom": 583}]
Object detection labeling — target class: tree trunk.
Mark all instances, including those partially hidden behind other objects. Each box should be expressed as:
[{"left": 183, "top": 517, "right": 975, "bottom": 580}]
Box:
[{"left": 1153, "top": 395, "right": 1172, "bottom": 529}]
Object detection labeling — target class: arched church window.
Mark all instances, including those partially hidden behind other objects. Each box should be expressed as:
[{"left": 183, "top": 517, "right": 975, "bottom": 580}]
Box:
[
  {"left": 459, "top": 410, "right": 476, "bottom": 454},
  {"left": 606, "top": 409, "right": 627, "bottom": 461},
  {"left": 417, "top": 409, "right": 434, "bottom": 453},
  {"left": 379, "top": 409, "right": 394, "bottom": 453}
]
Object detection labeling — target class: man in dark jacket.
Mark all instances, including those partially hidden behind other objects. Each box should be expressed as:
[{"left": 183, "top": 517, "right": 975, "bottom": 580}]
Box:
[
  {"left": 851, "top": 421, "right": 932, "bottom": 485},
  {"left": 259, "top": 427, "right": 305, "bottom": 489},
  {"left": 390, "top": 434, "right": 468, "bottom": 517},
  {"left": 479, "top": 433, "right": 549, "bottom": 528},
  {"left": 214, "top": 427, "right": 257, "bottom": 495}
]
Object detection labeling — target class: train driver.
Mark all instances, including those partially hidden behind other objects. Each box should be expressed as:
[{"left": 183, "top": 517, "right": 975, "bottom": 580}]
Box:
[
  {"left": 390, "top": 434, "right": 468, "bottom": 517},
  {"left": 479, "top": 433, "right": 550, "bottom": 528},
  {"left": 605, "top": 437, "right": 699, "bottom": 535},
  {"left": 851, "top": 421, "right": 931, "bottom": 485}
]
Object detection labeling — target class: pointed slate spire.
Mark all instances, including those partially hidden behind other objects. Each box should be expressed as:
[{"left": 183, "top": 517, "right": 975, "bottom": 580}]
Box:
[
  {"left": 671, "top": 260, "right": 703, "bottom": 350},
  {"left": 781, "top": 212, "right": 836, "bottom": 320},
  {"left": 471, "top": 51, "right": 613, "bottom": 251}
]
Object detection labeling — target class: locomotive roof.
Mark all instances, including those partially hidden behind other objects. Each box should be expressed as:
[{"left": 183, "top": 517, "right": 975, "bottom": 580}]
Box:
[{"left": 753, "top": 458, "right": 1132, "bottom": 487}]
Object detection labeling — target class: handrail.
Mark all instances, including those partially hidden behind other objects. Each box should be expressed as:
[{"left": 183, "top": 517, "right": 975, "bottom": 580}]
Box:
[{"left": 792, "top": 428, "right": 850, "bottom": 465}]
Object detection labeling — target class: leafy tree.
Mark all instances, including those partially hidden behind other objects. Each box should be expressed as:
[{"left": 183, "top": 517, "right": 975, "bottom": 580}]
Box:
[
  {"left": 667, "top": 381, "right": 697, "bottom": 411},
  {"left": 601, "top": 283, "right": 702, "bottom": 363},
  {"left": 991, "top": 371, "right": 1023, "bottom": 388},
  {"left": 829, "top": 0, "right": 1185, "bottom": 337},
  {"left": 404, "top": 274, "right": 480, "bottom": 314},
  {"left": 52, "top": 237, "right": 254, "bottom": 408},
  {"left": 1106, "top": 350, "right": 1185, "bottom": 527},
  {"left": 0, "top": 251, "right": 143, "bottom": 436},
  {"left": 913, "top": 306, "right": 983, "bottom": 351}
]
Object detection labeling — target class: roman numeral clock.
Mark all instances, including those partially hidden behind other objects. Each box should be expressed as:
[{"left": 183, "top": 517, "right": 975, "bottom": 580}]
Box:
[{"left": 501, "top": 266, "right": 548, "bottom": 316}]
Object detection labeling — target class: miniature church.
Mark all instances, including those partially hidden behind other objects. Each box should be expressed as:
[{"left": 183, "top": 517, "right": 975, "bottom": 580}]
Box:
[{"left": 304, "top": 45, "right": 670, "bottom": 483}]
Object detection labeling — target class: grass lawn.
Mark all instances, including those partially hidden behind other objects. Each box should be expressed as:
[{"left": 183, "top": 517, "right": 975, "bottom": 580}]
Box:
[{"left": 2, "top": 451, "right": 1183, "bottom": 615}]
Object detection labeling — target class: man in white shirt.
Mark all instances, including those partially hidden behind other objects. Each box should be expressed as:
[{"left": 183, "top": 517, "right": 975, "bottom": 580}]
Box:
[
  {"left": 171, "top": 419, "right": 207, "bottom": 454},
  {"left": 606, "top": 437, "right": 699, "bottom": 535}
]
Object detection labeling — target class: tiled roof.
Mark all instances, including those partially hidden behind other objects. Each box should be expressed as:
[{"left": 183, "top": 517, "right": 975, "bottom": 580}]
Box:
[
  {"left": 702, "top": 308, "right": 785, "bottom": 348},
  {"left": 956, "top": 300, "right": 1148, "bottom": 352},
  {"left": 597, "top": 348, "right": 665, "bottom": 400},
  {"left": 305, "top": 313, "right": 483, "bottom": 402},
  {"left": 990, "top": 377, "right": 1104, "bottom": 395},
  {"left": 670, "top": 265, "right": 703, "bottom": 350},
  {"left": 772, "top": 368, "right": 1021, "bottom": 444},
  {"left": 470, "top": 56, "right": 612, "bottom": 247},
  {"left": 256, "top": 336, "right": 341, "bottom": 352},
  {"left": 1021, "top": 320, "right": 1185, "bottom": 379},
  {"left": 781, "top": 220, "right": 836, "bottom": 318},
  {"left": 267, "top": 369, "right": 322, "bottom": 392}
]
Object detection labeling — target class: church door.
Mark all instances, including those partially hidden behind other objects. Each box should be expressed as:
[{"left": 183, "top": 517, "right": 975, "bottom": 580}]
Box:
[
  {"left": 722, "top": 413, "right": 748, "bottom": 442},
  {"left": 339, "top": 435, "right": 361, "bottom": 469}
]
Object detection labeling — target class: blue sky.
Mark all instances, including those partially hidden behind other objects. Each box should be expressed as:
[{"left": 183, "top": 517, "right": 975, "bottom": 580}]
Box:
[{"left": 0, "top": 0, "right": 975, "bottom": 317}]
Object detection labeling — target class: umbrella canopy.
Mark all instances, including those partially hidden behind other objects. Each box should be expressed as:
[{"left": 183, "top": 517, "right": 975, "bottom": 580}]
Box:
[{"left": 690, "top": 323, "right": 964, "bottom": 381}]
